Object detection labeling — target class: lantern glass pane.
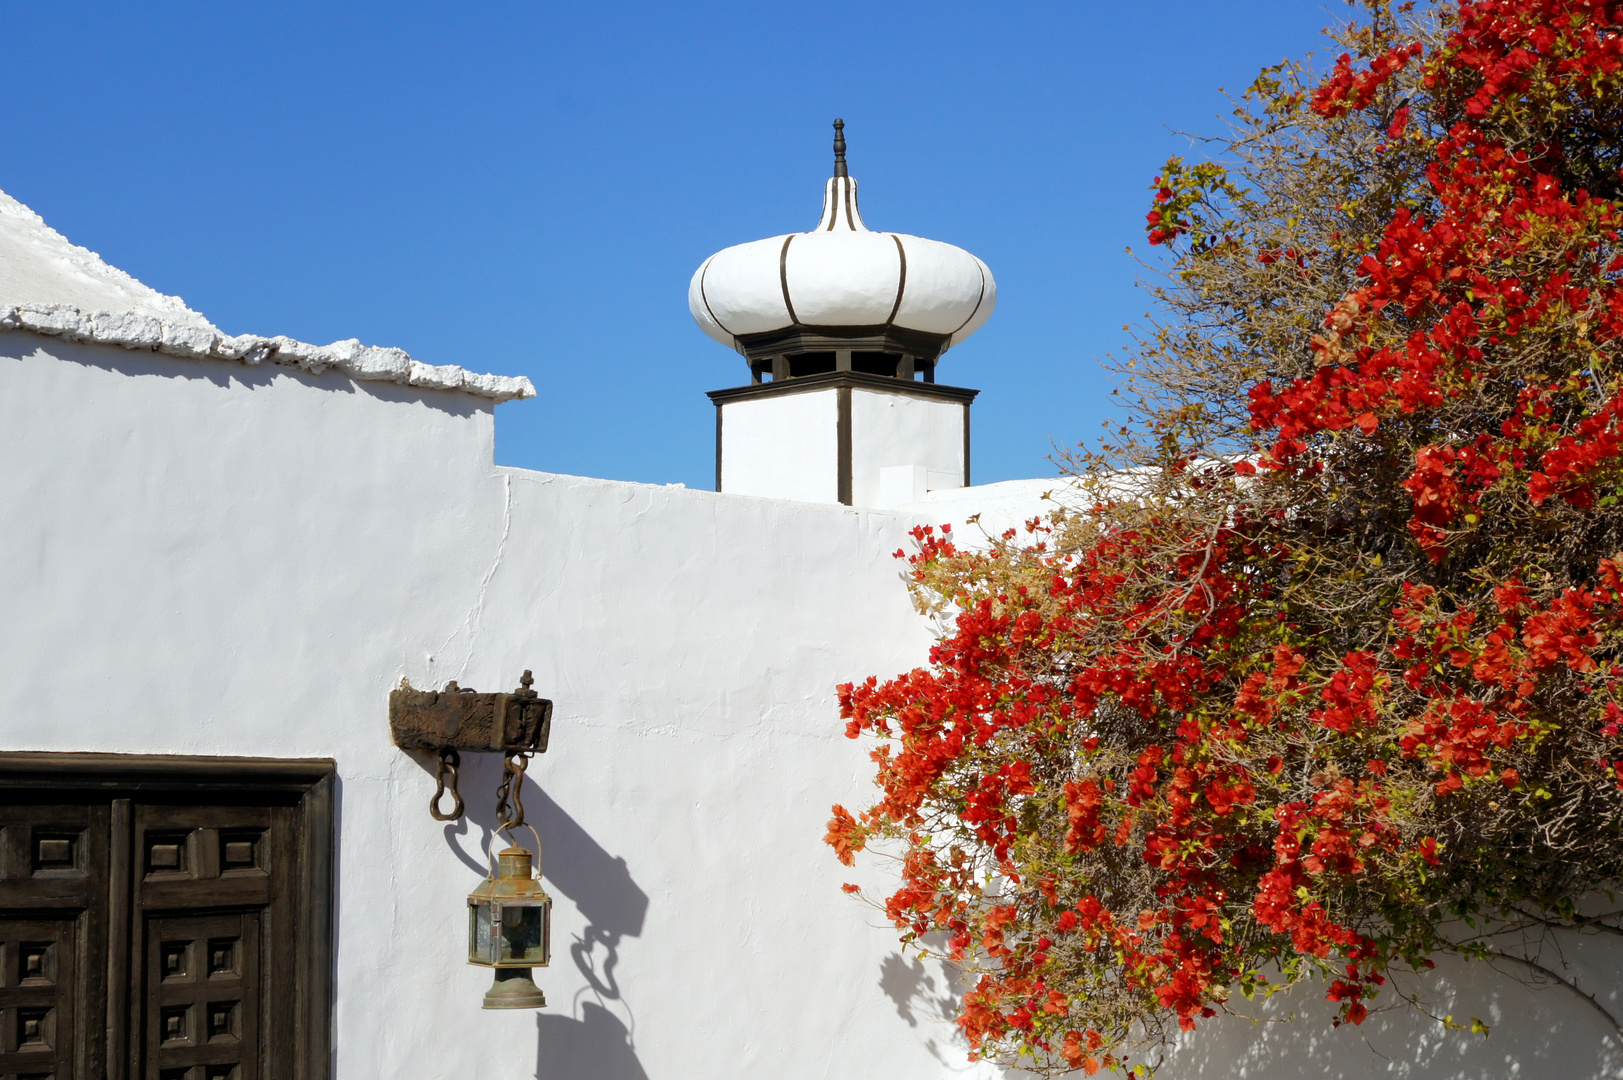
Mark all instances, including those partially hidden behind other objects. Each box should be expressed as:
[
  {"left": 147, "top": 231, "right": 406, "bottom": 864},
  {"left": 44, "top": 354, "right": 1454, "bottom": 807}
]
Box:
[
  {"left": 470, "top": 901, "right": 494, "bottom": 965},
  {"left": 501, "top": 904, "right": 546, "bottom": 964}
]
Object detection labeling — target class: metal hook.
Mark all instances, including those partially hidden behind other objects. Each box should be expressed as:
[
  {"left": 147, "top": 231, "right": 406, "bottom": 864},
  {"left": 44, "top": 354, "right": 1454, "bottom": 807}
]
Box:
[
  {"left": 430, "top": 748, "right": 464, "bottom": 821},
  {"left": 495, "top": 751, "right": 531, "bottom": 830}
]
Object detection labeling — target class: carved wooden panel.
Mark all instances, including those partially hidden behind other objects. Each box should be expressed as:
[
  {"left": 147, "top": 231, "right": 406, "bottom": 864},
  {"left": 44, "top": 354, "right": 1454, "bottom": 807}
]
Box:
[
  {"left": 144, "top": 913, "right": 259, "bottom": 1080},
  {"left": 134, "top": 807, "right": 278, "bottom": 916},
  {"left": 132, "top": 806, "right": 282, "bottom": 1080},
  {"left": 0, "top": 804, "right": 109, "bottom": 1080},
  {"left": 0, "top": 804, "right": 106, "bottom": 913},
  {"left": 0, "top": 918, "right": 76, "bottom": 1080}
]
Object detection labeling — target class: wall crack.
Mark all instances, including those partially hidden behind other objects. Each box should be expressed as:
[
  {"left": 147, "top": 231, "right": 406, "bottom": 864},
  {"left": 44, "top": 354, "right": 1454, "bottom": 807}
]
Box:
[{"left": 437, "top": 473, "right": 512, "bottom": 680}]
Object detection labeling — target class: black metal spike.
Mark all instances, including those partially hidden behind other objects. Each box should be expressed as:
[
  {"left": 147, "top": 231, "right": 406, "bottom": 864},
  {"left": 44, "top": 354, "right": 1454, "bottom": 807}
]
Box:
[{"left": 833, "top": 118, "right": 847, "bottom": 179}]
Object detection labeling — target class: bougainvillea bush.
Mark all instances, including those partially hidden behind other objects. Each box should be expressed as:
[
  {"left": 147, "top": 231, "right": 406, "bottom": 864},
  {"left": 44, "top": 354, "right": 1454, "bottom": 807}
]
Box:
[{"left": 827, "top": 1, "right": 1623, "bottom": 1073}]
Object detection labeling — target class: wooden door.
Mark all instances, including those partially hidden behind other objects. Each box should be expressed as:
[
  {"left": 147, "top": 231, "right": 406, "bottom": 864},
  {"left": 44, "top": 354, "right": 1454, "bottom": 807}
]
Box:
[{"left": 0, "top": 756, "right": 333, "bottom": 1080}]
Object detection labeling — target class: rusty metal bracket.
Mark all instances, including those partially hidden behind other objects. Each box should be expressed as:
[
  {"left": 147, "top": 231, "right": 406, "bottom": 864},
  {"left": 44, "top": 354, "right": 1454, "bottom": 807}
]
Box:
[
  {"left": 391, "top": 671, "right": 553, "bottom": 822},
  {"left": 391, "top": 670, "right": 553, "bottom": 754}
]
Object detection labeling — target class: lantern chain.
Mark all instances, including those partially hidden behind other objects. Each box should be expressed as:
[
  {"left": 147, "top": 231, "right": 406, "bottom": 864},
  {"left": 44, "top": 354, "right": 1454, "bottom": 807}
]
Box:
[
  {"left": 495, "top": 751, "right": 532, "bottom": 831},
  {"left": 430, "top": 748, "right": 464, "bottom": 821}
]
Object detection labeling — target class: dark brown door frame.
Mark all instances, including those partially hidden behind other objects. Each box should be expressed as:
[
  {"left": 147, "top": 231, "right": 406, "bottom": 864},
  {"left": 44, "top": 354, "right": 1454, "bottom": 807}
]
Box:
[{"left": 0, "top": 752, "right": 336, "bottom": 1080}]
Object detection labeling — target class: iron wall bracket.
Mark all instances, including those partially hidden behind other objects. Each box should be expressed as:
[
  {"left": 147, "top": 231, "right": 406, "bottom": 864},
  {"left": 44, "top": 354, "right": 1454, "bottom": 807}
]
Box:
[{"left": 390, "top": 671, "right": 553, "bottom": 754}]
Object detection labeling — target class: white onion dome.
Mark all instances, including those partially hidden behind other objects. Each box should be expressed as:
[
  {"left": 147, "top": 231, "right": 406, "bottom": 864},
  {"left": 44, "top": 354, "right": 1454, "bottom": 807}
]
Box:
[{"left": 690, "top": 120, "right": 995, "bottom": 379}]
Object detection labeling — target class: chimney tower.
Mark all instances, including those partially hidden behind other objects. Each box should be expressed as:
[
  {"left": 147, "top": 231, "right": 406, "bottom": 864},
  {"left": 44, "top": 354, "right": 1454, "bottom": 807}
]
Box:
[{"left": 690, "top": 120, "right": 996, "bottom": 507}]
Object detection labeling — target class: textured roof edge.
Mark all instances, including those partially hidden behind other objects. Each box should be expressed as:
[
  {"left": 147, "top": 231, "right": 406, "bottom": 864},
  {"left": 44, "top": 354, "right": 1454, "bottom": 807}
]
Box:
[{"left": 0, "top": 303, "right": 536, "bottom": 403}]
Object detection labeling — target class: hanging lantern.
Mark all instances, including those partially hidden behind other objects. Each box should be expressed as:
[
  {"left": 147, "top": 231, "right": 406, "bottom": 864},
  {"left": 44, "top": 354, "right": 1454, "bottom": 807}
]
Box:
[{"left": 467, "top": 844, "right": 552, "bottom": 1009}]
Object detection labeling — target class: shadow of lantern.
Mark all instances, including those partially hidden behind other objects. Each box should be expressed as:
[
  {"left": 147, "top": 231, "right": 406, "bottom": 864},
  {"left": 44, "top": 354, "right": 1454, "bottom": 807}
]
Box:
[
  {"left": 527, "top": 788, "right": 650, "bottom": 1080},
  {"left": 535, "top": 1002, "right": 649, "bottom": 1080}
]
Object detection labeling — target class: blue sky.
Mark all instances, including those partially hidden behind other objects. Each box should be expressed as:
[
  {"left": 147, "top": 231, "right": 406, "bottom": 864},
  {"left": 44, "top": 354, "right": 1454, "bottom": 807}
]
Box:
[{"left": 2, "top": 1, "right": 1342, "bottom": 489}]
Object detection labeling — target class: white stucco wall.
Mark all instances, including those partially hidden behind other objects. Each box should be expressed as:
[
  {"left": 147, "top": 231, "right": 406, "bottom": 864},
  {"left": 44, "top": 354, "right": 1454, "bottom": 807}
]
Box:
[
  {"left": 0, "top": 332, "right": 954, "bottom": 1080},
  {"left": 1, "top": 332, "right": 1618, "bottom": 1079},
  {"left": 849, "top": 390, "right": 965, "bottom": 509},
  {"left": 718, "top": 388, "right": 838, "bottom": 502}
]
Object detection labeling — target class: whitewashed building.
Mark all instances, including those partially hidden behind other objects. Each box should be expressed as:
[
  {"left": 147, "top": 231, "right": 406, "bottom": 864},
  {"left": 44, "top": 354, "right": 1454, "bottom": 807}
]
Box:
[{"left": 0, "top": 124, "right": 1617, "bottom": 1079}]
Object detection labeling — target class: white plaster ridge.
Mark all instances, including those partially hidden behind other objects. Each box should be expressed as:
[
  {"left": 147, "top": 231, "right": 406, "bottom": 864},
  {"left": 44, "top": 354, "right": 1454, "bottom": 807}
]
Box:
[{"left": 0, "top": 189, "right": 534, "bottom": 403}]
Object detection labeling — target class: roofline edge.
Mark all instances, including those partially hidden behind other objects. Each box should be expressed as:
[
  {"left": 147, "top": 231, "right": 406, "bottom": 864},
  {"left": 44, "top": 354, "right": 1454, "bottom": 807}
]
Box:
[{"left": 0, "top": 303, "right": 535, "bottom": 403}]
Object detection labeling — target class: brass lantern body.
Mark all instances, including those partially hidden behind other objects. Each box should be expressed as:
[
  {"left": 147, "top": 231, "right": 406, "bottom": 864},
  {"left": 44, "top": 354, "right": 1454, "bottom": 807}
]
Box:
[{"left": 468, "top": 845, "right": 553, "bottom": 1009}]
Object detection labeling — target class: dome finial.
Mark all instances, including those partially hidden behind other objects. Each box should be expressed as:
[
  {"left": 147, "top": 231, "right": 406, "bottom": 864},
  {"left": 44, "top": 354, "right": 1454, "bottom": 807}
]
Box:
[{"left": 832, "top": 118, "right": 847, "bottom": 179}]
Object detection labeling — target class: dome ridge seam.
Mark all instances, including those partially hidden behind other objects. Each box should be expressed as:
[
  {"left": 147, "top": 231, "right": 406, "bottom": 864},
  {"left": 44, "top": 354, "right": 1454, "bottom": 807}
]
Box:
[
  {"left": 886, "top": 235, "right": 908, "bottom": 325},
  {"left": 696, "top": 254, "right": 735, "bottom": 342},
  {"left": 947, "top": 259, "right": 989, "bottom": 340},
  {"left": 778, "top": 234, "right": 801, "bottom": 325}
]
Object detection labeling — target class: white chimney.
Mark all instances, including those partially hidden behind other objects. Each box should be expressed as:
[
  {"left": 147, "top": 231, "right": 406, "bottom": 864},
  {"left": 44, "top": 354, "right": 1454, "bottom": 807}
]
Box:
[{"left": 689, "top": 119, "right": 995, "bottom": 507}]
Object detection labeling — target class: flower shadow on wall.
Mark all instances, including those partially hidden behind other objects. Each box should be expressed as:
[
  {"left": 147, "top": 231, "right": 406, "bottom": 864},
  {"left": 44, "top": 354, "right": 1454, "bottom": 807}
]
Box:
[
  {"left": 1147, "top": 940, "right": 1623, "bottom": 1080},
  {"left": 878, "top": 935, "right": 978, "bottom": 1068},
  {"left": 872, "top": 927, "right": 1623, "bottom": 1077},
  {"left": 434, "top": 755, "right": 650, "bottom": 1080}
]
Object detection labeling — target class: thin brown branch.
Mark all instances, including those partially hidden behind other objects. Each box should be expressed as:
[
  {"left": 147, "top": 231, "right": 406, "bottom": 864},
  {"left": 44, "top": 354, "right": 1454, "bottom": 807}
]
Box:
[{"left": 1484, "top": 950, "right": 1623, "bottom": 1043}]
